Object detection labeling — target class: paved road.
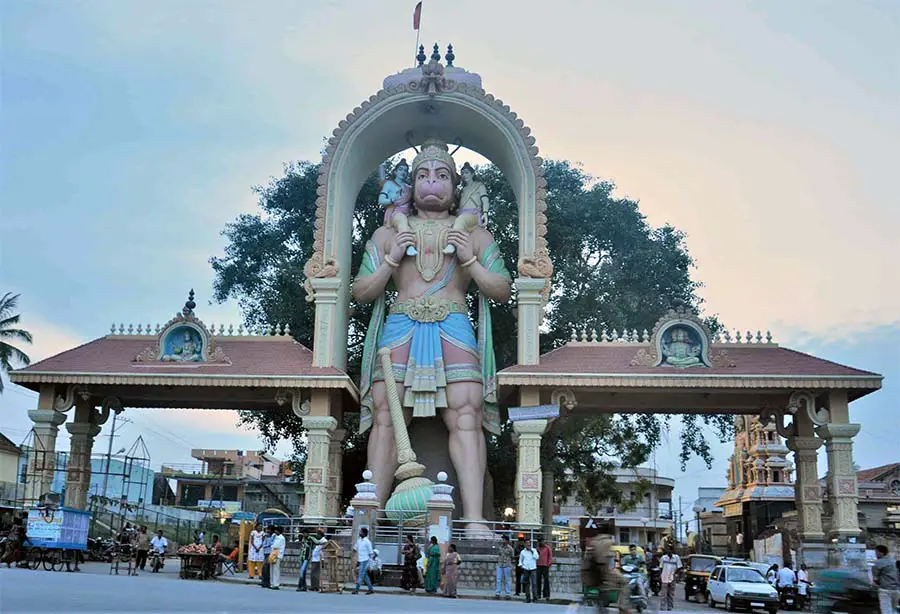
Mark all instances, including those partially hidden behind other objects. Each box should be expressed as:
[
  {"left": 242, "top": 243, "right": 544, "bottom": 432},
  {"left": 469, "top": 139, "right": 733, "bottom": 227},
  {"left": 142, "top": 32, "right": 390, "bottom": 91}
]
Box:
[{"left": 0, "top": 563, "right": 564, "bottom": 613}]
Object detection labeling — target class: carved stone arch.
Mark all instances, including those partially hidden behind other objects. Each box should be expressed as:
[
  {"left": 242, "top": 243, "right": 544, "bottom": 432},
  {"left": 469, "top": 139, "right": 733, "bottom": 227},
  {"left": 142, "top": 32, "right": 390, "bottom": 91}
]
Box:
[{"left": 304, "top": 68, "right": 551, "bottom": 370}]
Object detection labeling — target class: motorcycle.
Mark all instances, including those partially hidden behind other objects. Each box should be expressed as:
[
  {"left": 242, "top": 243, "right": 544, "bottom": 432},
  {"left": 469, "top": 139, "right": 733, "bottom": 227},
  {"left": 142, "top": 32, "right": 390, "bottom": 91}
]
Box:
[
  {"left": 648, "top": 566, "right": 661, "bottom": 596},
  {"left": 620, "top": 564, "right": 648, "bottom": 613},
  {"left": 778, "top": 584, "right": 799, "bottom": 610},
  {"left": 149, "top": 548, "right": 165, "bottom": 573}
]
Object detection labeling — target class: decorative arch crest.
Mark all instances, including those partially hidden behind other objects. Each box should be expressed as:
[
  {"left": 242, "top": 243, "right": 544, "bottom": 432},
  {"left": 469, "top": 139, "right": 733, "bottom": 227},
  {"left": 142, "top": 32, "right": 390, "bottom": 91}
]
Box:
[{"left": 303, "top": 56, "right": 552, "bottom": 369}]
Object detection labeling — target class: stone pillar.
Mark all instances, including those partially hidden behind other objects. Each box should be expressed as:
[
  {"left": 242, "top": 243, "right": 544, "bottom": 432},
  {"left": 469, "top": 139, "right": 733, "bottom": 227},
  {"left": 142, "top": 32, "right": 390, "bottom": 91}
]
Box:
[
  {"left": 513, "top": 419, "right": 548, "bottom": 526},
  {"left": 325, "top": 428, "right": 347, "bottom": 518},
  {"left": 64, "top": 422, "right": 102, "bottom": 510},
  {"left": 26, "top": 408, "right": 67, "bottom": 504},
  {"left": 787, "top": 435, "right": 825, "bottom": 540},
  {"left": 541, "top": 470, "right": 555, "bottom": 528},
  {"left": 816, "top": 422, "right": 862, "bottom": 540},
  {"left": 309, "top": 277, "right": 344, "bottom": 368},
  {"left": 349, "top": 470, "right": 380, "bottom": 544},
  {"left": 514, "top": 277, "right": 547, "bottom": 366},
  {"left": 302, "top": 415, "right": 337, "bottom": 521},
  {"left": 427, "top": 472, "right": 455, "bottom": 559}
]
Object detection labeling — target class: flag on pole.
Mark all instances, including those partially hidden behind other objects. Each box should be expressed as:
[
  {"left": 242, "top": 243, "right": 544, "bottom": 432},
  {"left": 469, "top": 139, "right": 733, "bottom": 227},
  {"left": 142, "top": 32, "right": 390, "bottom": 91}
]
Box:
[{"left": 413, "top": 2, "right": 422, "bottom": 30}]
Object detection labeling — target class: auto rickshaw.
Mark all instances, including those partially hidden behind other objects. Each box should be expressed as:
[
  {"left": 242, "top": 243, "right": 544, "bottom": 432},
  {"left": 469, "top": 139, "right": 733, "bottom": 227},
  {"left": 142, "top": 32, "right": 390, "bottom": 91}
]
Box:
[{"left": 684, "top": 554, "right": 722, "bottom": 602}]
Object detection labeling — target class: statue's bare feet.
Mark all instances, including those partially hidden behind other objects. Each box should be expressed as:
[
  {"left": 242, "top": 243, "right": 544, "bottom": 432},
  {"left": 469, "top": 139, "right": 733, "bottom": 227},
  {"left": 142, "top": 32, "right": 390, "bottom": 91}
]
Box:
[
  {"left": 406, "top": 245, "right": 418, "bottom": 256},
  {"left": 464, "top": 521, "right": 496, "bottom": 539},
  {"left": 442, "top": 244, "right": 456, "bottom": 255}
]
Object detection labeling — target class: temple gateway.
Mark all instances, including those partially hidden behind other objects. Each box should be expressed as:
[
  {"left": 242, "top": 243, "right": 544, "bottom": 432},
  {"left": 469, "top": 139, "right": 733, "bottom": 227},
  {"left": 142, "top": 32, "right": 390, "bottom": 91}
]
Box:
[{"left": 10, "top": 47, "right": 882, "bottom": 568}]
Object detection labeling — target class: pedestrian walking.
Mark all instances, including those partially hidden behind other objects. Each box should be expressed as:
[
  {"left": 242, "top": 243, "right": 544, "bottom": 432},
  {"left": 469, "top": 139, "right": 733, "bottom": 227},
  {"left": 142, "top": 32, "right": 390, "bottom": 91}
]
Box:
[
  {"left": 658, "top": 545, "right": 682, "bottom": 611},
  {"left": 424, "top": 536, "right": 442, "bottom": 593},
  {"left": 134, "top": 526, "right": 149, "bottom": 571},
  {"left": 442, "top": 544, "right": 462, "bottom": 598},
  {"left": 308, "top": 530, "right": 327, "bottom": 591},
  {"left": 797, "top": 563, "right": 811, "bottom": 609},
  {"left": 537, "top": 538, "right": 553, "bottom": 601},
  {"left": 518, "top": 539, "right": 539, "bottom": 603},
  {"left": 352, "top": 527, "right": 375, "bottom": 595},
  {"left": 873, "top": 544, "right": 900, "bottom": 614},
  {"left": 260, "top": 526, "right": 274, "bottom": 588},
  {"left": 401, "top": 534, "right": 421, "bottom": 592},
  {"left": 495, "top": 534, "right": 515, "bottom": 599},
  {"left": 269, "top": 526, "right": 286, "bottom": 589}
]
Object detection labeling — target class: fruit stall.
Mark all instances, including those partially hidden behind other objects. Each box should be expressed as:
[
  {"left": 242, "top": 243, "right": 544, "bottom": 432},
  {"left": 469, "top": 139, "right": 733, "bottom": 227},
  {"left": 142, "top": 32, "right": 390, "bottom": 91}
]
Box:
[{"left": 177, "top": 543, "right": 216, "bottom": 580}]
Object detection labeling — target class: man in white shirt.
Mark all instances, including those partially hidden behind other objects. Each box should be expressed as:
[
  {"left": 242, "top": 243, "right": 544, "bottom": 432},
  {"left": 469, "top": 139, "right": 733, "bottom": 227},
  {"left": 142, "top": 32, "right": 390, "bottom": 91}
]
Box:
[
  {"left": 308, "top": 530, "right": 328, "bottom": 591},
  {"left": 777, "top": 563, "right": 797, "bottom": 589},
  {"left": 518, "top": 540, "right": 539, "bottom": 603},
  {"left": 352, "top": 527, "right": 375, "bottom": 595},
  {"left": 150, "top": 530, "right": 168, "bottom": 554},
  {"left": 796, "top": 563, "right": 811, "bottom": 609},
  {"left": 268, "top": 526, "right": 287, "bottom": 589},
  {"left": 659, "top": 546, "right": 683, "bottom": 611}
]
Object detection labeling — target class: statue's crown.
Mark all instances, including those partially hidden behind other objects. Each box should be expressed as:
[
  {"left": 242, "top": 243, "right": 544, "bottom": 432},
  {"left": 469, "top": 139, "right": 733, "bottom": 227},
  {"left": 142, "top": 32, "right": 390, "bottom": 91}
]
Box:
[{"left": 412, "top": 138, "right": 457, "bottom": 176}]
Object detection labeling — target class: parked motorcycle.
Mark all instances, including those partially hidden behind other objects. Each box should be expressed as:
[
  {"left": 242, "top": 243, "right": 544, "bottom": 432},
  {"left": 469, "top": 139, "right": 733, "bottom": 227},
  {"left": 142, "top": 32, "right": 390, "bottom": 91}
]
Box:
[
  {"left": 621, "top": 564, "right": 648, "bottom": 613},
  {"left": 648, "top": 565, "right": 661, "bottom": 596}
]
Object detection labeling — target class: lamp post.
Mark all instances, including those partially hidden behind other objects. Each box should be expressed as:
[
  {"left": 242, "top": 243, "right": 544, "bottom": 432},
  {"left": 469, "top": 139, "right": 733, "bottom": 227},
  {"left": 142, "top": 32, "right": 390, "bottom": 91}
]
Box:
[
  {"left": 640, "top": 517, "right": 650, "bottom": 548},
  {"left": 692, "top": 505, "right": 704, "bottom": 553}
]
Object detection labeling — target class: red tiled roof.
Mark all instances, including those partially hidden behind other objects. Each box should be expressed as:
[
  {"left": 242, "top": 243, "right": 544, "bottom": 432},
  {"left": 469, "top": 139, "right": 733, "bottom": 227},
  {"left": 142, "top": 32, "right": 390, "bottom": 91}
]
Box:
[
  {"left": 499, "top": 344, "right": 880, "bottom": 378},
  {"left": 13, "top": 335, "right": 346, "bottom": 378},
  {"left": 856, "top": 463, "right": 900, "bottom": 483}
]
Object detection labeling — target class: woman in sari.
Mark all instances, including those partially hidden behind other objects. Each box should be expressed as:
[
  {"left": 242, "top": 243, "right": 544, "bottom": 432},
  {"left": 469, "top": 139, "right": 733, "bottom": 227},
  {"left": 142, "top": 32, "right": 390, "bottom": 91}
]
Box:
[
  {"left": 424, "top": 536, "right": 441, "bottom": 593},
  {"left": 442, "top": 543, "right": 462, "bottom": 598},
  {"left": 400, "top": 534, "right": 420, "bottom": 592}
]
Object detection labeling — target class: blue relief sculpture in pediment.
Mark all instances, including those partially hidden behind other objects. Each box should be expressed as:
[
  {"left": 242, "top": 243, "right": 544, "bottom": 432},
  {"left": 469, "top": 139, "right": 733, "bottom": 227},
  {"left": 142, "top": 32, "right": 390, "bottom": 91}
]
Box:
[
  {"left": 161, "top": 325, "right": 204, "bottom": 362},
  {"left": 660, "top": 324, "right": 704, "bottom": 368}
]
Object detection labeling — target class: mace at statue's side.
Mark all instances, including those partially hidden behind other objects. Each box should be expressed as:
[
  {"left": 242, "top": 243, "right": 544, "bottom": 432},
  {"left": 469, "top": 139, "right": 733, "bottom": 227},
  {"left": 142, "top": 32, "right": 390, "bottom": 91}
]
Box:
[{"left": 352, "top": 138, "right": 511, "bottom": 535}]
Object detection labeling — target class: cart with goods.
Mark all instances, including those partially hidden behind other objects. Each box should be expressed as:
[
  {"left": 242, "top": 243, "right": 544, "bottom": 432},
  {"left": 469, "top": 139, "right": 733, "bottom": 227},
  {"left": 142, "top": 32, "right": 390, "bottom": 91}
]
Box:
[
  {"left": 177, "top": 543, "right": 216, "bottom": 580},
  {"left": 25, "top": 507, "right": 90, "bottom": 572}
]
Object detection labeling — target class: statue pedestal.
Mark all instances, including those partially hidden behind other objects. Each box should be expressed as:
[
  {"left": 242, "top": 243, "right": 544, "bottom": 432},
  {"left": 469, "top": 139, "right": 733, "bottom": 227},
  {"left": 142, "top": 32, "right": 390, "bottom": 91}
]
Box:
[
  {"left": 426, "top": 474, "right": 455, "bottom": 559},
  {"left": 350, "top": 473, "right": 380, "bottom": 543}
]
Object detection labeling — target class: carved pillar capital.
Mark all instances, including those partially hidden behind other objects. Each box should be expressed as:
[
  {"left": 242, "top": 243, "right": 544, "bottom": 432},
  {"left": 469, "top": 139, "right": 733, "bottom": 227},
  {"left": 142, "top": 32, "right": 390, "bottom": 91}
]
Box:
[{"left": 815, "top": 423, "right": 861, "bottom": 441}]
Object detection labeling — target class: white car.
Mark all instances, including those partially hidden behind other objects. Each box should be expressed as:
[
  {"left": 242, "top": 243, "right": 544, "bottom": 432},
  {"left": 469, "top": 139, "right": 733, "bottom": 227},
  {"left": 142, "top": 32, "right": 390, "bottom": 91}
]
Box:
[{"left": 707, "top": 564, "right": 779, "bottom": 613}]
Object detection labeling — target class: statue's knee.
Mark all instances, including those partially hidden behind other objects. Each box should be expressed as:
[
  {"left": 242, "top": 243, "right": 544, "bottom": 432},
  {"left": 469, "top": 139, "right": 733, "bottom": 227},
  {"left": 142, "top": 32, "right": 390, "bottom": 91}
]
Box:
[
  {"left": 454, "top": 406, "right": 482, "bottom": 432},
  {"left": 373, "top": 405, "right": 393, "bottom": 427}
]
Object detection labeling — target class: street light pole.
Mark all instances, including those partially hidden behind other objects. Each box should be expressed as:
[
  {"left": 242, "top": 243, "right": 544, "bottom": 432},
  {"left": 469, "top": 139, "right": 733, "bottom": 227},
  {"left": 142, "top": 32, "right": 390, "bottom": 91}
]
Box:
[
  {"left": 101, "top": 411, "right": 119, "bottom": 498},
  {"left": 692, "top": 505, "right": 704, "bottom": 553}
]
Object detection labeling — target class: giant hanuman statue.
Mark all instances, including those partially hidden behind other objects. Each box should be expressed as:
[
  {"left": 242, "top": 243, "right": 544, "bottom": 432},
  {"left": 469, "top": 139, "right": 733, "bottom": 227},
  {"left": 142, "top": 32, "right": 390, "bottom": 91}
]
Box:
[{"left": 352, "top": 138, "right": 511, "bottom": 534}]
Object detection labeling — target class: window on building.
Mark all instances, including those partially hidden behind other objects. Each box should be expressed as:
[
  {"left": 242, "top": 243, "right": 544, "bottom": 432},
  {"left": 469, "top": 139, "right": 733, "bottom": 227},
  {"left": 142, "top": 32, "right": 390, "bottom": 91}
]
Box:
[{"left": 619, "top": 528, "right": 630, "bottom": 544}]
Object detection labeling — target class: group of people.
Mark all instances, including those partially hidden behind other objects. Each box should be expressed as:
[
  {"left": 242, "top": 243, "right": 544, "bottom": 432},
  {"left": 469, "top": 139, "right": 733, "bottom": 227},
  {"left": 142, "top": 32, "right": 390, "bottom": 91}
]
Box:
[
  {"left": 246, "top": 523, "right": 290, "bottom": 589},
  {"left": 397, "top": 532, "right": 462, "bottom": 598},
  {"left": 764, "top": 562, "right": 812, "bottom": 608},
  {"left": 487, "top": 535, "right": 554, "bottom": 602}
]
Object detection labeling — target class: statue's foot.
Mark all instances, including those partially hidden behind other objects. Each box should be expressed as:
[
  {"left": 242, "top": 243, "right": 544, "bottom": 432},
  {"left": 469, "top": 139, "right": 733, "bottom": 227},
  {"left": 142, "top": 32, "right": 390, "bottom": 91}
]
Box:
[
  {"left": 463, "top": 521, "right": 496, "bottom": 540},
  {"left": 406, "top": 245, "right": 418, "bottom": 256},
  {"left": 442, "top": 244, "right": 456, "bottom": 255}
]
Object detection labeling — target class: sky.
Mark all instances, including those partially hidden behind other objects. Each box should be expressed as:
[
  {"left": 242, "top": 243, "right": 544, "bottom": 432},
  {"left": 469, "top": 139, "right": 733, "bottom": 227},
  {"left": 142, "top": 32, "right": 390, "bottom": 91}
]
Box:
[{"left": 1, "top": 0, "right": 898, "bottom": 519}]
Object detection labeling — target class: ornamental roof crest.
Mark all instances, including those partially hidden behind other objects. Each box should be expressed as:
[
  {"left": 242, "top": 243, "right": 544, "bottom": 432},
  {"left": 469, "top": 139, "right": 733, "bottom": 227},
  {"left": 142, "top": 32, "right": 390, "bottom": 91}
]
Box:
[
  {"left": 630, "top": 304, "right": 733, "bottom": 368},
  {"left": 133, "top": 290, "right": 230, "bottom": 364}
]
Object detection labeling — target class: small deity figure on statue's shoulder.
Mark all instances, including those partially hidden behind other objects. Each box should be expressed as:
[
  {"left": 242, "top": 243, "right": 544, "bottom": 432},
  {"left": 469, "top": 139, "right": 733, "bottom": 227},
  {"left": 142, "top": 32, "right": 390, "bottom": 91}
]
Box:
[
  {"left": 444, "top": 161, "right": 491, "bottom": 255},
  {"left": 378, "top": 159, "right": 416, "bottom": 255}
]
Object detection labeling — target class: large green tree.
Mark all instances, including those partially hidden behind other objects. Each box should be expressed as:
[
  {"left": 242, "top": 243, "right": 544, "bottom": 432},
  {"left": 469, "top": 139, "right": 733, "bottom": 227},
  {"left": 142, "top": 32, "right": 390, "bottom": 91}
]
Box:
[
  {"left": 0, "top": 292, "right": 32, "bottom": 393},
  {"left": 211, "top": 159, "right": 731, "bottom": 513}
]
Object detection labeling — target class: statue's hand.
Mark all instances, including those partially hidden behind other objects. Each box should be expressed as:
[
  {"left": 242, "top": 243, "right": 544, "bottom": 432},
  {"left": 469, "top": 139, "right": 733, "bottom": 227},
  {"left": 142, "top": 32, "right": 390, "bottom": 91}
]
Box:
[
  {"left": 447, "top": 230, "right": 475, "bottom": 263},
  {"left": 389, "top": 231, "right": 416, "bottom": 262}
]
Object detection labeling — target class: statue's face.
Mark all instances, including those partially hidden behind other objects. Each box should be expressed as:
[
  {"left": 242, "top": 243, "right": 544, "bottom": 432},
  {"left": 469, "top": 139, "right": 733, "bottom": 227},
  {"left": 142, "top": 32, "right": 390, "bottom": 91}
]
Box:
[
  {"left": 395, "top": 164, "right": 408, "bottom": 182},
  {"left": 413, "top": 160, "right": 455, "bottom": 211},
  {"left": 461, "top": 168, "right": 473, "bottom": 184}
]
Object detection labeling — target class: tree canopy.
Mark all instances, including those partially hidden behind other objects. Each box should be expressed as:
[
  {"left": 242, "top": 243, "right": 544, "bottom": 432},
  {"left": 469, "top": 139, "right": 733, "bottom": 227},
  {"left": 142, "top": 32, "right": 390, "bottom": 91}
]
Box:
[{"left": 211, "top": 159, "right": 732, "bottom": 513}]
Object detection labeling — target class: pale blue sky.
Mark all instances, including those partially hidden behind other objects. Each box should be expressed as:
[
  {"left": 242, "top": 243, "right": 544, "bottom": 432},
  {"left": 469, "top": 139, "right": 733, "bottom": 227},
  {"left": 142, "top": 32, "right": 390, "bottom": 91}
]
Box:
[{"left": 2, "top": 1, "right": 898, "bottom": 513}]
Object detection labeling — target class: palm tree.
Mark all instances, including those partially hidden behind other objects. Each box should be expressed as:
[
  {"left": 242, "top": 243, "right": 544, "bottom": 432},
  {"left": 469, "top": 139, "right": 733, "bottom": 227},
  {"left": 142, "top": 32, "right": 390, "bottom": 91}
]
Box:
[{"left": 0, "top": 292, "right": 33, "bottom": 392}]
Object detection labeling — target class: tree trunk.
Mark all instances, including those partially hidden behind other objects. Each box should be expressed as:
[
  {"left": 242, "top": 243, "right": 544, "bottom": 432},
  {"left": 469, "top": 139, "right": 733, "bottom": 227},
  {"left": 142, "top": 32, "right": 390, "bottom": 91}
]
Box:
[{"left": 541, "top": 470, "right": 554, "bottom": 530}]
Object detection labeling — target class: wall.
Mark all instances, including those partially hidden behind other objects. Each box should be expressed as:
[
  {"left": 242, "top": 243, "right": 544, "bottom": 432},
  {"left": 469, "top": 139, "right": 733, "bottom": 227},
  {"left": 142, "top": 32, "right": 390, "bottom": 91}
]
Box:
[{"left": 0, "top": 449, "right": 19, "bottom": 483}]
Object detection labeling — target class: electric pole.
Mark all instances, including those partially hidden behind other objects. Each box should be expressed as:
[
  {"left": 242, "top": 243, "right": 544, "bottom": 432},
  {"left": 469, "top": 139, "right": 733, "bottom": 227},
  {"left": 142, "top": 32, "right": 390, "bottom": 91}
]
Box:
[{"left": 100, "top": 412, "right": 129, "bottom": 498}]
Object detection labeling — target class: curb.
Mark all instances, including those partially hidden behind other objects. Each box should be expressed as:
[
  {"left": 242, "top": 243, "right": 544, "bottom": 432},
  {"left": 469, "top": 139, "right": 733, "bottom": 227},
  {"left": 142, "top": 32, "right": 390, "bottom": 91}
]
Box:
[{"left": 215, "top": 575, "right": 575, "bottom": 605}]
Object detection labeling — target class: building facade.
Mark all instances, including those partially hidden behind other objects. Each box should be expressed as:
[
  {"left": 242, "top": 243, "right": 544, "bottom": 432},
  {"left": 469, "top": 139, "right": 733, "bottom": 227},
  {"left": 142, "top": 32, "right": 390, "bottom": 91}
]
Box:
[{"left": 560, "top": 466, "right": 675, "bottom": 547}]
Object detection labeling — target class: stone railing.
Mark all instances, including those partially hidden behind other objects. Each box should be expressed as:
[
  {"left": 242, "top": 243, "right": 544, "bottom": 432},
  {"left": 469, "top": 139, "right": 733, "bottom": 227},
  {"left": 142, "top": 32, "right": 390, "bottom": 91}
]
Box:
[
  {"left": 569, "top": 327, "right": 775, "bottom": 345},
  {"left": 108, "top": 322, "right": 293, "bottom": 337}
]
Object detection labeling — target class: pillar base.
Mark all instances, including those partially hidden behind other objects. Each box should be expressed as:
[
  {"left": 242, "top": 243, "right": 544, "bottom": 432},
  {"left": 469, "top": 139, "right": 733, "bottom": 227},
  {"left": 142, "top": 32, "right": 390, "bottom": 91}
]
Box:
[
  {"left": 826, "top": 541, "right": 866, "bottom": 570},
  {"left": 797, "top": 541, "right": 829, "bottom": 569}
]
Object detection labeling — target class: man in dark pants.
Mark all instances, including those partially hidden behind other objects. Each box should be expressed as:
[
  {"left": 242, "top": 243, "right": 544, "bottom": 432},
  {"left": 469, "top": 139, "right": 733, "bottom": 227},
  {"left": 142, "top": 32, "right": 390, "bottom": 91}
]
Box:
[
  {"left": 260, "top": 526, "right": 275, "bottom": 588},
  {"left": 134, "top": 526, "right": 150, "bottom": 571},
  {"left": 514, "top": 536, "right": 525, "bottom": 595},
  {"left": 536, "top": 538, "right": 553, "bottom": 601}
]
